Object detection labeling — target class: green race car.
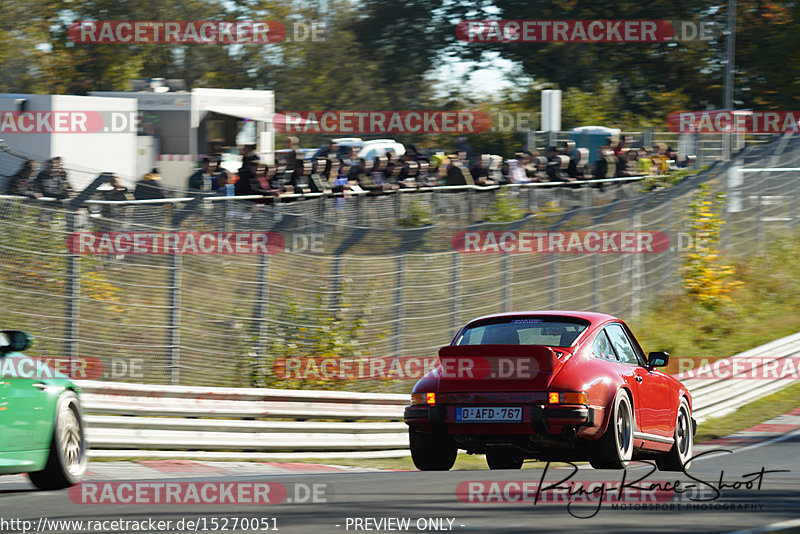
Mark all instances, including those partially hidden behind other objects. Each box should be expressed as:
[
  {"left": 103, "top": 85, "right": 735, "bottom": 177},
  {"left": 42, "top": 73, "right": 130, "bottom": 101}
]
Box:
[{"left": 0, "top": 330, "right": 88, "bottom": 489}]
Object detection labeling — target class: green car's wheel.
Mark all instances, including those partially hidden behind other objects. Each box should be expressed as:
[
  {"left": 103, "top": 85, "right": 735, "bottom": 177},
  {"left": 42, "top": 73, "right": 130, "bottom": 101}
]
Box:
[{"left": 29, "top": 391, "right": 88, "bottom": 490}]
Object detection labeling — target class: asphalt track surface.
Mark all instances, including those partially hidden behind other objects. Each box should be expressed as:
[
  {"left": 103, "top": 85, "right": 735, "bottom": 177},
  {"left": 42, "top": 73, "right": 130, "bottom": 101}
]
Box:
[{"left": 1, "top": 426, "right": 799, "bottom": 534}]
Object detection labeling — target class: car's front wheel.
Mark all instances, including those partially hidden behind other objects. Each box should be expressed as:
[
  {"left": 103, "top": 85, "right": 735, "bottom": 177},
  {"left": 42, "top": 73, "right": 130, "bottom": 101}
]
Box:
[
  {"left": 409, "top": 429, "right": 457, "bottom": 471},
  {"left": 656, "top": 398, "right": 693, "bottom": 472},
  {"left": 590, "top": 390, "right": 634, "bottom": 469},
  {"left": 29, "top": 390, "right": 88, "bottom": 490},
  {"left": 486, "top": 450, "right": 524, "bottom": 470}
]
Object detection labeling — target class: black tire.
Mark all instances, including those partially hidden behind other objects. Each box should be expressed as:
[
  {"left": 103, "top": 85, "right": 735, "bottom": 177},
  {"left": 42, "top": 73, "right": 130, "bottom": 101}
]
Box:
[
  {"left": 656, "top": 399, "right": 694, "bottom": 472},
  {"left": 590, "top": 390, "right": 634, "bottom": 470},
  {"left": 486, "top": 451, "right": 524, "bottom": 470},
  {"left": 409, "top": 430, "right": 457, "bottom": 471},
  {"left": 29, "top": 391, "right": 88, "bottom": 490}
]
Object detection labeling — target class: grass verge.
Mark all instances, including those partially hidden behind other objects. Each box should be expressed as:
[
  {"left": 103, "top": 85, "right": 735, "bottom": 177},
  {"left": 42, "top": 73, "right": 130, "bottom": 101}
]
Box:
[{"left": 693, "top": 380, "right": 800, "bottom": 443}]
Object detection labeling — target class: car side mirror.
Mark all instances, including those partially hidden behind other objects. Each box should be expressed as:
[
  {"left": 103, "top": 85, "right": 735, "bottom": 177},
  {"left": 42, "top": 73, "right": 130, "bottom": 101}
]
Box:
[
  {"left": 647, "top": 351, "right": 669, "bottom": 368},
  {"left": 0, "top": 330, "right": 33, "bottom": 354}
]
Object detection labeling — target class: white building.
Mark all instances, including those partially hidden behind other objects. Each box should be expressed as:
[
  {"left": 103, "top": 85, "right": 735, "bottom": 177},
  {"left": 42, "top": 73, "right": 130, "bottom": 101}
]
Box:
[
  {"left": 0, "top": 93, "right": 138, "bottom": 191},
  {"left": 93, "top": 82, "right": 275, "bottom": 194}
]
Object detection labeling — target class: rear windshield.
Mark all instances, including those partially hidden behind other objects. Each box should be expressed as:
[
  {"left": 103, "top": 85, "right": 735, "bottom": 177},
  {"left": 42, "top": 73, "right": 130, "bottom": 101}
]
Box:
[{"left": 454, "top": 317, "right": 589, "bottom": 348}]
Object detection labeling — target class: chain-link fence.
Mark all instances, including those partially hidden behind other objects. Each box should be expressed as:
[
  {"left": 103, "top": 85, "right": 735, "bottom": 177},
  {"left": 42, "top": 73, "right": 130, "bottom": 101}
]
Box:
[{"left": 1, "top": 134, "right": 798, "bottom": 391}]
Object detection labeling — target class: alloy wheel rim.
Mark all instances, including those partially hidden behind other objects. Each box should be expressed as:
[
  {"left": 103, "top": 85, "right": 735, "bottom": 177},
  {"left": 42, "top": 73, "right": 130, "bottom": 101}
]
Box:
[
  {"left": 617, "top": 399, "right": 632, "bottom": 457},
  {"left": 676, "top": 409, "right": 690, "bottom": 458},
  {"left": 59, "top": 402, "right": 84, "bottom": 475}
]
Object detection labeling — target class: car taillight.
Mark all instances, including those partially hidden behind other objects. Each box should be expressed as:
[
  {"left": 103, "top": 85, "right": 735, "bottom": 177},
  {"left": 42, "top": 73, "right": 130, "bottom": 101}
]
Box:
[
  {"left": 548, "top": 391, "right": 589, "bottom": 405},
  {"left": 410, "top": 392, "right": 436, "bottom": 405}
]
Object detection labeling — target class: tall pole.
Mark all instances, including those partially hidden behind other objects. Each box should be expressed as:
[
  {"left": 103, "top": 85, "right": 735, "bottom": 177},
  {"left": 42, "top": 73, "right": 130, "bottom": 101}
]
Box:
[{"left": 723, "top": 0, "right": 736, "bottom": 160}]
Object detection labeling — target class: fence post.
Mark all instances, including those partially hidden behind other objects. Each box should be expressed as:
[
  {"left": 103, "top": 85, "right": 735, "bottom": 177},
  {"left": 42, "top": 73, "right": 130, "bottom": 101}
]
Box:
[
  {"left": 393, "top": 255, "right": 405, "bottom": 357},
  {"left": 356, "top": 193, "right": 364, "bottom": 226},
  {"left": 528, "top": 186, "right": 536, "bottom": 213},
  {"left": 793, "top": 169, "right": 800, "bottom": 230},
  {"left": 451, "top": 253, "right": 460, "bottom": 334},
  {"left": 167, "top": 253, "right": 182, "bottom": 385},
  {"left": 756, "top": 177, "right": 764, "bottom": 254},
  {"left": 330, "top": 254, "right": 342, "bottom": 310},
  {"left": 549, "top": 254, "right": 558, "bottom": 308},
  {"left": 251, "top": 252, "right": 270, "bottom": 383},
  {"left": 394, "top": 191, "right": 402, "bottom": 224},
  {"left": 631, "top": 208, "right": 643, "bottom": 318},
  {"left": 502, "top": 254, "right": 511, "bottom": 312},
  {"left": 65, "top": 207, "right": 80, "bottom": 372},
  {"left": 63, "top": 173, "right": 115, "bottom": 371}
]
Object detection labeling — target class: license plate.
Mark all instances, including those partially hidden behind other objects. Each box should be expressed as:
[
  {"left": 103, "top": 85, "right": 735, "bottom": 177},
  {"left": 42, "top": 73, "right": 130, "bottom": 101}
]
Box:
[{"left": 455, "top": 406, "right": 522, "bottom": 422}]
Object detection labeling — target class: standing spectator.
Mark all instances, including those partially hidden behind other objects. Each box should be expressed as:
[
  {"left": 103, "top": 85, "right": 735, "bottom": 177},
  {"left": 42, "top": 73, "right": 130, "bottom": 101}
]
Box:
[
  {"left": 371, "top": 156, "right": 387, "bottom": 186},
  {"left": 34, "top": 157, "right": 73, "bottom": 199},
  {"left": 210, "top": 156, "right": 231, "bottom": 194},
  {"left": 510, "top": 156, "right": 529, "bottom": 183},
  {"left": 319, "top": 140, "right": 339, "bottom": 159},
  {"left": 5, "top": 160, "right": 40, "bottom": 198},
  {"left": 102, "top": 175, "right": 129, "bottom": 201},
  {"left": 417, "top": 159, "right": 437, "bottom": 186},
  {"left": 96, "top": 174, "right": 128, "bottom": 232},
  {"left": 470, "top": 155, "right": 494, "bottom": 185},
  {"left": 445, "top": 153, "right": 474, "bottom": 186},
  {"left": 235, "top": 158, "right": 270, "bottom": 196},
  {"left": 289, "top": 159, "right": 313, "bottom": 194},
  {"left": 637, "top": 148, "right": 654, "bottom": 175},
  {"left": 349, "top": 158, "right": 378, "bottom": 191},
  {"left": 241, "top": 144, "right": 258, "bottom": 165},
  {"left": 187, "top": 157, "right": 214, "bottom": 193},
  {"left": 308, "top": 158, "right": 332, "bottom": 193},
  {"left": 282, "top": 136, "right": 303, "bottom": 180},
  {"left": 133, "top": 169, "right": 165, "bottom": 200}
]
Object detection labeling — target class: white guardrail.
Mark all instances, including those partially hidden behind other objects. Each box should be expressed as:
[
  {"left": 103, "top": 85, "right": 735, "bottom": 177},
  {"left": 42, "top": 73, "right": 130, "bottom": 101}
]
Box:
[{"left": 77, "top": 332, "right": 800, "bottom": 460}]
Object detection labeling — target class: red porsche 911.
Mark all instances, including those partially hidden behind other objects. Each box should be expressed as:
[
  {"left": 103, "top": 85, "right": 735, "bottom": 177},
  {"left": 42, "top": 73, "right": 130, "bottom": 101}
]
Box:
[{"left": 404, "top": 311, "right": 695, "bottom": 471}]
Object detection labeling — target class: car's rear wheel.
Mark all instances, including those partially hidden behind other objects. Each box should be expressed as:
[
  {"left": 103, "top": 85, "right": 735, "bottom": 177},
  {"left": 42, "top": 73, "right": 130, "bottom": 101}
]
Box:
[
  {"left": 656, "top": 399, "right": 693, "bottom": 472},
  {"left": 29, "top": 391, "right": 88, "bottom": 490},
  {"left": 409, "top": 429, "right": 457, "bottom": 471},
  {"left": 486, "top": 451, "right": 524, "bottom": 470},
  {"left": 590, "top": 390, "right": 634, "bottom": 469}
]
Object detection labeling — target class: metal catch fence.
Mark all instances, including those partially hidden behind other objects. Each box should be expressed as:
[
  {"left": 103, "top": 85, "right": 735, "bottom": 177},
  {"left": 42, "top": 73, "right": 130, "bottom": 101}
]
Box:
[{"left": 0, "top": 134, "right": 798, "bottom": 390}]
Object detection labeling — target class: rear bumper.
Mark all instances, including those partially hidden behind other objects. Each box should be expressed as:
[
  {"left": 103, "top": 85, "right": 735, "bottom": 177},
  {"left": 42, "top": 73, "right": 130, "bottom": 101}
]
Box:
[{"left": 404, "top": 403, "right": 594, "bottom": 435}]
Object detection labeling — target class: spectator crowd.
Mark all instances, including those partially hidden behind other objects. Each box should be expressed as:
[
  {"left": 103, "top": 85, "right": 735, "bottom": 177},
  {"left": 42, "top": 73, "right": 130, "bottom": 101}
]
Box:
[{"left": 2, "top": 136, "right": 693, "bottom": 201}]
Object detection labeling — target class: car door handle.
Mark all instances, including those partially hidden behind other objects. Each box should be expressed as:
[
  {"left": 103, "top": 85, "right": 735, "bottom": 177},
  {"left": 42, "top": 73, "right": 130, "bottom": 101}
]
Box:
[
  {"left": 635, "top": 375, "right": 643, "bottom": 383},
  {"left": 32, "top": 382, "right": 48, "bottom": 390}
]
